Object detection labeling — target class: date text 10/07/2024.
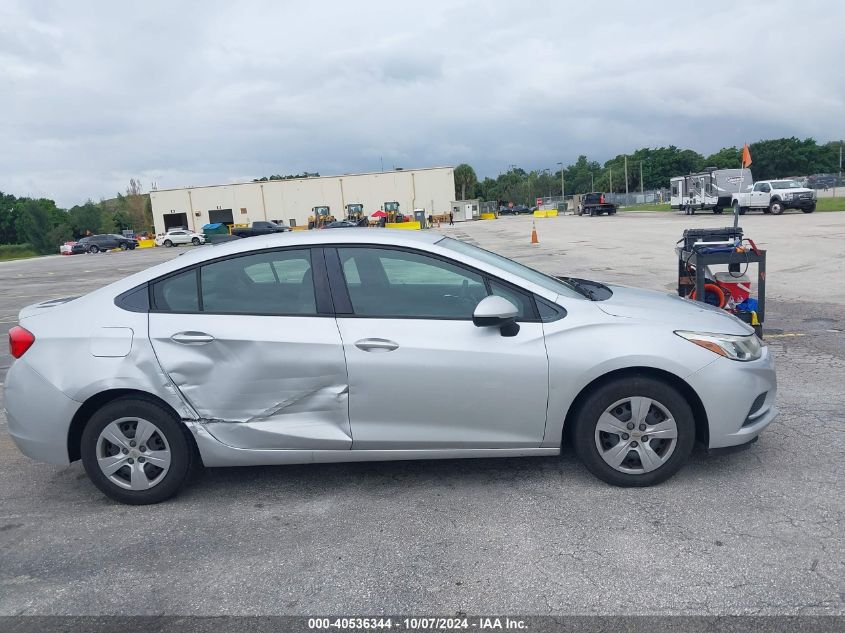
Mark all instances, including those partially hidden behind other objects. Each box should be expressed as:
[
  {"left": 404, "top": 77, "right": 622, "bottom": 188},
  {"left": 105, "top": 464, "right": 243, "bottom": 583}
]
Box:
[{"left": 307, "top": 617, "right": 528, "bottom": 630}]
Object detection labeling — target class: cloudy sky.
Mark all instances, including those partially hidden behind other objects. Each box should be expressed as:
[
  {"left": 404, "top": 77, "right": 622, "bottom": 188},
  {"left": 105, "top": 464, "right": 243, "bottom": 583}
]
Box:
[{"left": 2, "top": 0, "right": 843, "bottom": 207}]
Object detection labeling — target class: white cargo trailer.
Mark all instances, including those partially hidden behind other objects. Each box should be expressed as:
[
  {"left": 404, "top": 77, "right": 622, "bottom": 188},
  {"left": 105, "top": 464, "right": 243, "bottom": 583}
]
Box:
[{"left": 670, "top": 168, "right": 753, "bottom": 215}]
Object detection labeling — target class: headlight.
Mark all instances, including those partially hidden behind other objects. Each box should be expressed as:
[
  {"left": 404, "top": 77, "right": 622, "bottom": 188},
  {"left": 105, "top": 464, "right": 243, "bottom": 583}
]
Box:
[
  {"left": 675, "top": 331, "right": 762, "bottom": 361},
  {"left": 782, "top": 193, "right": 792, "bottom": 200}
]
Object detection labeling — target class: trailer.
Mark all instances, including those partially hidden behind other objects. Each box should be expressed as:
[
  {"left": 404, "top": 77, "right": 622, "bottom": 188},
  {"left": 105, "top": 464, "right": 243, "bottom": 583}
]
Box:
[{"left": 670, "top": 168, "right": 753, "bottom": 215}]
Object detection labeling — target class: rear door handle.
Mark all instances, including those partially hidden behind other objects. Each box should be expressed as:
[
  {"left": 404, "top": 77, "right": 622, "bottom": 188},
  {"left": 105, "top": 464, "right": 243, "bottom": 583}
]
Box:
[
  {"left": 171, "top": 331, "right": 215, "bottom": 345},
  {"left": 354, "top": 338, "right": 399, "bottom": 352}
]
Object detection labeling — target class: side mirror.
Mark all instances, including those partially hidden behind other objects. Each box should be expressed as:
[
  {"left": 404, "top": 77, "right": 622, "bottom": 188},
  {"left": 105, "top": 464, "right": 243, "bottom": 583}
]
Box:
[{"left": 473, "top": 296, "right": 520, "bottom": 337}]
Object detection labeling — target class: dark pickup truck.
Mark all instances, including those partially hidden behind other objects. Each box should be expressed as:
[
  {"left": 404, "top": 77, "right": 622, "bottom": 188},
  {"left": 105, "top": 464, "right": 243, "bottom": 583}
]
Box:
[
  {"left": 577, "top": 192, "right": 617, "bottom": 216},
  {"left": 230, "top": 221, "right": 291, "bottom": 238}
]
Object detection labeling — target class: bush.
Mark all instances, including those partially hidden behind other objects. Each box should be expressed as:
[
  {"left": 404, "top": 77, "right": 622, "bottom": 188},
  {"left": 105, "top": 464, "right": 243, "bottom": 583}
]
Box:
[{"left": 0, "top": 243, "right": 38, "bottom": 260}]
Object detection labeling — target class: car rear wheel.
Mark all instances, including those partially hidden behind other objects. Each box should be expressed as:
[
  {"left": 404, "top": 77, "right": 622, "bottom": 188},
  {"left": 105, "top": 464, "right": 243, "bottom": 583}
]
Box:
[
  {"left": 163, "top": 239, "right": 173, "bottom": 247},
  {"left": 571, "top": 376, "right": 695, "bottom": 487},
  {"left": 81, "top": 397, "right": 194, "bottom": 505},
  {"left": 192, "top": 237, "right": 200, "bottom": 245}
]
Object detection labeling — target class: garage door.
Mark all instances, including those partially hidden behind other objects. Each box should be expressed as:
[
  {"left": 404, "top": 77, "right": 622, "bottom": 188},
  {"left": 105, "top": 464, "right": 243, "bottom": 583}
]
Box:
[
  {"left": 163, "top": 212, "right": 188, "bottom": 230},
  {"left": 209, "top": 209, "right": 234, "bottom": 225}
]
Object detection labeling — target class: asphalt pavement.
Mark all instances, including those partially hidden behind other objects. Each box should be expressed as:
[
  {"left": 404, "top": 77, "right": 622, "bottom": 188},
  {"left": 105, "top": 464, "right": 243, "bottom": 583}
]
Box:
[{"left": 0, "top": 214, "right": 843, "bottom": 615}]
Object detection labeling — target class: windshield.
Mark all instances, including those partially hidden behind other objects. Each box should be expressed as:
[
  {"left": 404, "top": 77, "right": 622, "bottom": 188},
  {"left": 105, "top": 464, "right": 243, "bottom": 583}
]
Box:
[
  {"left": 438, "top": 237, "right": 585, "bottom": 300},
  {"left": 771, "top": 181, "right": 802, "bottom": 189}
]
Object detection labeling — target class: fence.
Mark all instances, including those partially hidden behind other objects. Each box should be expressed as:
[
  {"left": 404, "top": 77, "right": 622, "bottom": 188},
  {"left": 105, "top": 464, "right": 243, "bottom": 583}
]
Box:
[{"left": 533, "top": 190, "right": 670, "bottom": 210}]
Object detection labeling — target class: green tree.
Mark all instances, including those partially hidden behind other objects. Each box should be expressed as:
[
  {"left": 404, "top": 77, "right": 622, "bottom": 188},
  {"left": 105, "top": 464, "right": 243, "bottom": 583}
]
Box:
[
  {"left": 454, "top": 164, "right": 478, "bottom": 201},
  {"left": 15, "top": 198, "right": 55, "bottom": 254},
  {"left": 68, "top": 201, "right": 104, "bottom": 237}
]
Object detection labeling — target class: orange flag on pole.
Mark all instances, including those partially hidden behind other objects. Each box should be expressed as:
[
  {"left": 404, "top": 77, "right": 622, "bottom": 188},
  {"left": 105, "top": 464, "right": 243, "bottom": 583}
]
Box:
[{"left": 741, "top": 143, "right": 752, "bottom": 168}]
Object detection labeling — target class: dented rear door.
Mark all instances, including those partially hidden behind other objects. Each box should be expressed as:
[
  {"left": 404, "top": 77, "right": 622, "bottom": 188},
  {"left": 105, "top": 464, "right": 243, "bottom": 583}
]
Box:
[{"left": 148, "top": 247, "right": 351, "bottom": 450}]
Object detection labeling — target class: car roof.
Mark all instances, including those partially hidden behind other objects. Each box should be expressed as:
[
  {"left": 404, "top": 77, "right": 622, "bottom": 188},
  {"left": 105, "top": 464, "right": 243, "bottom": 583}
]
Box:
[{"left": 106, "top": 229, "right": 443, "bottom": 292}]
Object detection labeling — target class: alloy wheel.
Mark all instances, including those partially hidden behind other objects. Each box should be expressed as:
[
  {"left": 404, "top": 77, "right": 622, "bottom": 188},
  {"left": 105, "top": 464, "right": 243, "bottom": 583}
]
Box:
[
  {"left": 594, "top": 396, "right": 678, "bottom": 474},
  {"left": 95, "top": 417, "right": 171, "bottom": 490}
]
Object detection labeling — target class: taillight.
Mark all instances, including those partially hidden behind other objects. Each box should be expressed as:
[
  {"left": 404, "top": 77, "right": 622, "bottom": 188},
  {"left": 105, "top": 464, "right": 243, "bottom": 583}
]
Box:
[
  {"left": 9, "top": 326, "right": 35, "bottom": 358},
  {"left": 600, "top": 194, "right": 605, "bottom": 204}
]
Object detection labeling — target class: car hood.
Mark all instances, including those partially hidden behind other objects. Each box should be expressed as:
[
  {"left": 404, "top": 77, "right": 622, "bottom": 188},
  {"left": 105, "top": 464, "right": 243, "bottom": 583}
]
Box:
[{"left": 596, "top": 284, "right": 753, "bottom": 335}]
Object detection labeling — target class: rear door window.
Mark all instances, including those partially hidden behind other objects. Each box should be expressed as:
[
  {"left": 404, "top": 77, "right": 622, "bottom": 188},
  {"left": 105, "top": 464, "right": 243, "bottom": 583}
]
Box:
[{"left": 200, "top": 249, "right": 316, "bottom": 315}]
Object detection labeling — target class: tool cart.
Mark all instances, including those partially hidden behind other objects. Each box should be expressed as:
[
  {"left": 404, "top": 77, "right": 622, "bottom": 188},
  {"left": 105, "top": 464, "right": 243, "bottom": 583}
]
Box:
[{"left": 676, "top": 226, "right": 766, "bottom": 337}]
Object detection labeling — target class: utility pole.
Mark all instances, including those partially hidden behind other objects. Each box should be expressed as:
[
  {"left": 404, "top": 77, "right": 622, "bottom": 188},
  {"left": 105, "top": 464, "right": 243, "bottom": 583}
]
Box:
[
  {"left": 640, "top": 161, "right": 644, "bottom": 194},
  {"left": 591, "top": 171, "right": 594, "bottom": 191},
  {"left": 624, "top": 156, "right": 629, "bottom": 195},
  {"left": 557, "top": 162, "right": 565, "bottom": 200},
  {"left": 527, "top": 171, "right": 532, "bottom": 206},
  {"left": 609, "top": 167, "right": 613, "bottom": 192}
]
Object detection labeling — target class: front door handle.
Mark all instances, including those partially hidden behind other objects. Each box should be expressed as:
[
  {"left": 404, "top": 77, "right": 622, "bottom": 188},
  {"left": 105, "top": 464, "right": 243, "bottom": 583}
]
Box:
[
  {"left": 354, "top": 338, "right": 399, "bottom": 352},
  {"left": 171, "top": 331, "right": 215, "bottom": 345}
]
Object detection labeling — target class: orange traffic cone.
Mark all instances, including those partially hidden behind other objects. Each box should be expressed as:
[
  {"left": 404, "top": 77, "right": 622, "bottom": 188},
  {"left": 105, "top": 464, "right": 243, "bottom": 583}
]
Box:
[{"left": 530, "top": 221, "right": 539, "bottom": 245}]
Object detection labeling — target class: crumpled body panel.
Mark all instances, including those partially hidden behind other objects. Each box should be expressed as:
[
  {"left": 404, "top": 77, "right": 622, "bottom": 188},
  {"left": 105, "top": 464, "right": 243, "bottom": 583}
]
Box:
[{"left": 149, "top": 314, "right": 351, "bottom": 450}]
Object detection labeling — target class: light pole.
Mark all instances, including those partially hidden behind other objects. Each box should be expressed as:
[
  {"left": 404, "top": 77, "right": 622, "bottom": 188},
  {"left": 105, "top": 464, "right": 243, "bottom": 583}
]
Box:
[
  {"left": 557, "top": 162, "right": 565, "bottom": 200},
  {"left": 624, "top": 155, "right": 629, "bottom": 195}
]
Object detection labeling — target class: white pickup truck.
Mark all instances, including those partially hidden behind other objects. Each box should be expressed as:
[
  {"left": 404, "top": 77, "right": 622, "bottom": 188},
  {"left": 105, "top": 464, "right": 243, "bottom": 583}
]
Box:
[{"left": 731, "top": 179, "right": 816, "bottom": 215}]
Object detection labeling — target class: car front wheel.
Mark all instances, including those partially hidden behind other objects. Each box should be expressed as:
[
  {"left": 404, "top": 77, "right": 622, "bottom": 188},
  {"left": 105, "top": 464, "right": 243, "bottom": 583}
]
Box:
[
  {"left": 571, "top": 376, "right": 695, "bottom": 487},
  {"left": 80, "top": 397, "right": 194, "bottom": 504},
  {"left": 769, "top": 200, "right": 784, "bottom": 215},
  {"left": 88, "top": 245, "right": 100, "bottom": 253},
  {"left": 163, "top": 239, "right": 173, "bottom": 247}
]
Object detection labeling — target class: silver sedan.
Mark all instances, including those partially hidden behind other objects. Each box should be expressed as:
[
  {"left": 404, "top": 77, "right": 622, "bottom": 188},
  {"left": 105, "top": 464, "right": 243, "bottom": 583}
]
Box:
[{"left": 4, "top": 230, "right": 777, "bottom": 504}]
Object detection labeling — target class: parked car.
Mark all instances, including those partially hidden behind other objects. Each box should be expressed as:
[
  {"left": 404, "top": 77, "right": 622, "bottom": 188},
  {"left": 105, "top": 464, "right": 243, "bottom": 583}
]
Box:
[
  {"left": 155, "top": 229, "right": 206, "bottom": 247},
  {"left": 71, "top": 234, "right": 138, "bottom": 254},
  {"left": 5, "top": 230, "right": 776, "bottom": 504},
  {"left": 324, "top": 220, "right": 359, "bottom": 228},
  {"left": 230, "top": 221, "right": 291, "bottom": 238},
  {"left": 806, "top": 174, "right": 837, "bottom": 190},
  {"left": 577, "top": 193, "right": 617, "bottom": 216},
  {"left": 731, "top": 180, "right": 816, "bottom": 215}
]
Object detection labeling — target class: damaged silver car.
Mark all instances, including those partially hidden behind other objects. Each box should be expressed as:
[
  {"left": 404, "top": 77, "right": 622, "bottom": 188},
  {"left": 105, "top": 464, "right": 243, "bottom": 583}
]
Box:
[{"left": 5, "top": 230, "right": 777, "bottom": 504}]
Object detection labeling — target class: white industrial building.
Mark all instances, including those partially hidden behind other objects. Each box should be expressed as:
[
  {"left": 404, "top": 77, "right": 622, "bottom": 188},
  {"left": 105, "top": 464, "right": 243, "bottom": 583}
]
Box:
[{"left": 150, "top": 166, "right": 456, "bottom": 234}]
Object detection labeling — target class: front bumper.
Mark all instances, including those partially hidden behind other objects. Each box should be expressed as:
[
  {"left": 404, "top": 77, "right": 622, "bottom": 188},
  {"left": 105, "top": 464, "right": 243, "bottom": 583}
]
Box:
[
  {"left": 685, "top": 345, "right": 777, "bottom": 449},
  {"left": 783, "top": 197, "right": 815, "bottom": 209},
  {"left": 4, "top": 359, "right": 80, "bottom": 465}
]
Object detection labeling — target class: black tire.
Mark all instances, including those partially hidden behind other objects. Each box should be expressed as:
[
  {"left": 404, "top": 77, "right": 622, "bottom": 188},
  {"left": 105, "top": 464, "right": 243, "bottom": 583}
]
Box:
[
  {"left": 88, "top": 245, "right": 100, "bottom": 254},
  {"left": 163, "top": 239, "right": 173, "bottom": 247},
  {"left": 803, "top": 204, "right": 815, "bottom": 214},
  {"left": 191, "top": 237, "right": 200, "bottom": 245},
  {"left": 129, "top": 243, "right": 136, "bottom": 250},
  {"left": 571, "top": 375, "right": 696, "bottom": 487},
  {"left": 713, "top": 207, "right": 723, "bottom": 215},
  {"left": 769, "top": 200, "right": 784, "bottom": 215},
  {"left": 739, "top": 207, "right": 747, "bottom": 215},
  {"left": 80, "top": 396, "right": 194, "bottom": 505},
  {"left": 120, "top": 243, "right": 129, "bottom": 251}
]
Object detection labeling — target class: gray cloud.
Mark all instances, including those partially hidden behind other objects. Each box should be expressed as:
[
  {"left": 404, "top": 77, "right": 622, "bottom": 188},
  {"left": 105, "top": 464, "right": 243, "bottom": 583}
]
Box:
[{"left": 1, "top": 0, "right": 843, "bottom": 206}]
